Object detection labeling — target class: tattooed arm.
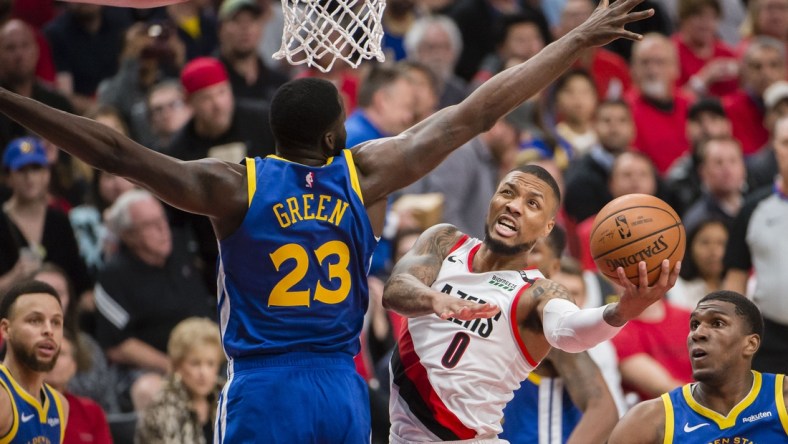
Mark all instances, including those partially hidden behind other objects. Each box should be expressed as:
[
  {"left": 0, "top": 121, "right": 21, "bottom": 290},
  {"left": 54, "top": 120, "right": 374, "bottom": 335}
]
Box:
[
  {"left": 382, "top": 224, "right": 501, "bottom": 320},
  {"left": 548, "top": 350, "right": 618, "bottom": 444}
]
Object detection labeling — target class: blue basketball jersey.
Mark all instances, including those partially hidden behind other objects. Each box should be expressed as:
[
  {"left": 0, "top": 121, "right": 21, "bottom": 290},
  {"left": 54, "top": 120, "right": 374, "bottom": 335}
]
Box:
[
  {"left": 217, "top": 150, "right": 377, "bottom": 360},
  {"left": 662, "top": 371, "right": 788, "bottom": 443},
  {"left": 0, "top": 364, "right": 65, "bottom": 444},
  {"left": 500, "top": 373, "right": 582, "bottom": 443}
]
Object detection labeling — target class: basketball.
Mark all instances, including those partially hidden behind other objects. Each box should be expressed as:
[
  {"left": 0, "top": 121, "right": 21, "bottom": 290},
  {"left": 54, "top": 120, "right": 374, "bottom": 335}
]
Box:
[{"left": 589, "top": 194, "right": 685, "bottom": 286}]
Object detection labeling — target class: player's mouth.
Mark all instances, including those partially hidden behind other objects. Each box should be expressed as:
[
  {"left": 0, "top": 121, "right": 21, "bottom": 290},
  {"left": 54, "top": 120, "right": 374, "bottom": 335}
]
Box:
[
  {"left": 690, "top": 348, "right": 708, "bottom": 360},
  {"left": 37, "top": 341, "right": 57, "bottom": 358},
  {"left": 495, "top": 216, "right": 518, "bottom": 238}
]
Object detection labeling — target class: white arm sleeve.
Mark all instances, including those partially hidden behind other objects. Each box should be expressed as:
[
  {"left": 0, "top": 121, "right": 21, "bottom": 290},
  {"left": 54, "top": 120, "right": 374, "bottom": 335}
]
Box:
[{"left": 542, "top": 298, "right": 625, "bottom": 353}]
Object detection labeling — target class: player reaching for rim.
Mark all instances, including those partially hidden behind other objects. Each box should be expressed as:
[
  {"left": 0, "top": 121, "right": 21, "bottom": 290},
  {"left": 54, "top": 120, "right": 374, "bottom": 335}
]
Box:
[{"left": 0, "top": 0, "right": 654, "bottom": 442}]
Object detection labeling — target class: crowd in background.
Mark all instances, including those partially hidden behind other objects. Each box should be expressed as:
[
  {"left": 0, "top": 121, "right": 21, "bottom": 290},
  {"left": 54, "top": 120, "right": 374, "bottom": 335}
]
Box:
[{"left": 1, "top": 0, "right": 788, "bottom": 442}]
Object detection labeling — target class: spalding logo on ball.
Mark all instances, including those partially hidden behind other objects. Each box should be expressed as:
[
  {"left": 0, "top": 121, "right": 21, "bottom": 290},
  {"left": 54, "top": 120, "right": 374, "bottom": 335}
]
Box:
[{"left": 589, "top": 194, "right": 685, "bottom": 286}]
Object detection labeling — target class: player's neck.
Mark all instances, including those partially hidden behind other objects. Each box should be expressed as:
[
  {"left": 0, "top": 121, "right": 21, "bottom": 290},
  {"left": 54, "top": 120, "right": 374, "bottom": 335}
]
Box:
[
  {"left": 694, "top": 369, "right": 755, "bottom": 416},
  {"left": 472, "top": 246, "right": 528, "bottom": 273},
  {"left": 2, "top": 358, "right": 46, "bottom": 403}
]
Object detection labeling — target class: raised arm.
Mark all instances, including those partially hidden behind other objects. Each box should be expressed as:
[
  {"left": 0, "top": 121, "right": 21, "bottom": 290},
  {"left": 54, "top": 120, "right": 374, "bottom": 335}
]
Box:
[
  {"left": 352, "top": 0, "right": 653, "bottom": 204},
  {"left": 0, "top": 89, "right": 248, "bottom": 237},
  {"left": 522, "top": 260, "right": 679, "bottom": 354},
  {"left": 382, "top": 224, "right": 500, "bottom": 320}
]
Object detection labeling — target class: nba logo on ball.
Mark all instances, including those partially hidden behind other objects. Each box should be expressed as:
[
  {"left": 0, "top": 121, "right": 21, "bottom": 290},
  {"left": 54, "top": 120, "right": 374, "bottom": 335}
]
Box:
[{"left": 589, "top": 194, "right": 685, "bottom": 285}]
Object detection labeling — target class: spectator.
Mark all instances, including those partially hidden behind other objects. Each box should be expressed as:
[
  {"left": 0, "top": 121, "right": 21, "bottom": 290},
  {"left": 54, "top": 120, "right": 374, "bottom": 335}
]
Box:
[
  {"left": 400, "top": 61, "right": 440, "bottom": 125},
  {"left": 381, "top": 0, "right": 419, "bottom": 61},
  {"left": 97, "top": 21, "right": 186, "bottom": 143},
  {"left": 563, "top": 100, "right": 636, "bottom": 224},
  {"left": 681, "top": 136, "right": 747, "bottom": 231},
  {"left": 0, "top": 137, "right": 93, "bottom": 299},
  {"left": 95, "top": 189, "right": 214, "bottom": 412},
  {"left": 217, "top": 0, "right": 288, "bottom": 105},
  {"left": 723, "top": 36, "right": 787, "bottom": 155},
  {"left": 668, "top": 216, "right": 728, "bottom": 310},
  {"left": 0, "top": 19, "right": 73, "bottom": 147},
  {"left": 404, "top": 15, "right": 468, "bottom": 108},
  {"left": 604, "top": 0, "right": 673, "bottom": 61},
  {"left": 673, "top": 0, "right": 739, "bottom": 98},
  {"left": 45, "top": 332, "right": 113, "bottom": 444},
  {"left": 136, "top": 317, "right": 224, "bottom": 444},
  {"left": 723, "top": 114, "right": 788, "bottom": 374},
  {"left": 747, "top": 79, "right": 788, "bottom": 190},
  {"left": 553, "top": 0, "right": 632, "bottom": 100},
  {"left": 145, "top": 80, "right": 192, "bottom": 151},
  {"left": 553, "top": 69, "right": 599, "bottom": 156},
  {"left": 43, "top": 4, "right": 132, "bottom": 114},
  {"left": 738, "top": 0, "right": 788, "bottom": 53},
  {"left": 470, "top": 11, "right": 551, "bottom": 90},
  {"left": 163, "top": 0, "right": 219, "bottom": 61},
  {"left": 665, "top": 97, "right": 732, "bottom": 215},
  {"left": 626, "top": 33, "right": 691, "bottom": 175}
]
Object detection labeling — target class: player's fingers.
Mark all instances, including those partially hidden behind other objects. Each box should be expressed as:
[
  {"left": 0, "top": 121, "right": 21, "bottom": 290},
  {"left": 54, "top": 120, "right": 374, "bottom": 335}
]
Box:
[
  {"left": 638, "top": 261, "right": 648, "bottom": 289},
  {"left": 616, "top": 266, "right": 634, "bottom": 290},
  {"left": 624, "top": 9, "right": 655, "bottom": 23},
  {"left": 612, "top": 0, "right": 645, "bottom": 12},
  {"left": 668, "top": 261, "right": 682, "bottom": 286},
  {"left": 656, "top": 259, "right": 670, "bottom": 288}
]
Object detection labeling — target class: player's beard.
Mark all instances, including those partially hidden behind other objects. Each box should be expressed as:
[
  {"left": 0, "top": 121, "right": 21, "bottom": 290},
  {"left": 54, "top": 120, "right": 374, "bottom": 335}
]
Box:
[
  {"left": 10, "top": 340, "right": 60, "bottom": 373},
  {"left": 483, "top": 224, "right": 534, "bottom": 256}
]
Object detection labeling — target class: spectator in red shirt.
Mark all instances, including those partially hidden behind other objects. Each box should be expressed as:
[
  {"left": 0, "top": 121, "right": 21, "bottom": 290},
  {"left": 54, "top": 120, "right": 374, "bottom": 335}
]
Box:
[
  {"left": 673, "top": 0, "right": 739, "bottom": 98},
  {"left": 737, "top": 0, "right": 788, "bottom": 55},
  {"left": 723, "top": 36, "right": 787, "bottom": 155},
  {"left": 626, "top": 33, "right": 691, "bottom": 175},
  {"left": 45, "top": 333, "right": 113, "bottom": 444}
]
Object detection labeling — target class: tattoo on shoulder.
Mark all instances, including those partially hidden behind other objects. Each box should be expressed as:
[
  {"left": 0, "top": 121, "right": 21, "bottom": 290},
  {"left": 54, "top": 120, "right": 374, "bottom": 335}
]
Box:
[
  {"left": 530, "top": 279, "right": 571, "bottom": 302},
  {"left": 415, "top": 225, "right": 460, "bottom": 259}
]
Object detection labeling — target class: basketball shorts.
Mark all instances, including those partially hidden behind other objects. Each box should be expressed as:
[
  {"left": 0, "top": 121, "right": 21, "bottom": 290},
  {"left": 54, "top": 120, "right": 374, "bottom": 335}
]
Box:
[{"left": 214, "top": 352, "right": 371, "bottom": 443}]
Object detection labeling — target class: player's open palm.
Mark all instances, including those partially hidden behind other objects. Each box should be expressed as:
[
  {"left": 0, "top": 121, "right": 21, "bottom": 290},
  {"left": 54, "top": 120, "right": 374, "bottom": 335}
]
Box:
[
  {"left": 615, "top": 259, "right": 681, "bottom": 320},
  {"left": 576, "top": 0, "right": 654, "bottom": 47},
  {"left": 433, "top": 292, "right": 501, "bottom": 321}
]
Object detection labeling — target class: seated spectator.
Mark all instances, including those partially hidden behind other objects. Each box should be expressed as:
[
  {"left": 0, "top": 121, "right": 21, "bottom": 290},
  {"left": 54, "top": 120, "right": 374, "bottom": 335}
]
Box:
[
  {"left": 43, "top": 3, "right": 133, "bottom": 114},
  {"left": 626, "top": 33, "right": 691, "bottom": 175},
  {"left": 723, "top": 37, "right": 786, "bottom": 155},
  {"left": 737, "top": 0, "right": 788, "bottom": 54},
  {"left": 163, "top": 0, "right": 219, "bottom": 61},
  {"left": 668, "top": 216, "right": 728, "bottom": 310},
  {"left": 45, "top": 332, "right": 113, "bottom": 444},
  {"left": 0, "top": 137, "right": 93, "bottom": 299},
  {"left": 552, "top": 0, "right": 632, "bottom": 100},
  {"left": 217, "top": 0, "right": 288, "bottom": 104},
  {"left": 381, "top": 0, "right": 419, "bottom": 61},
  {"left": 400, "top": 61, "right": 440, "bottom": 124},
  {"left": 144, "top": 80, "right": 193, "bottom": 152},
  {"left": 681, "top": 136, "right": 747, "bottom": 231},
  {"left": 95, "top": 189, "right": 215, "bottom": 412},
  {"left": 552, "top": 69, "right": 599, "bottom": 156},
  {"left": 563, "top": 99, "right": 635, "bottom": 225},
  {"left": 0, "top": 19, "right": 73, "bottom": 147},
  {"left": 665, "top": 97, "right": 732, "bottom": 215},
  {"left": 97, "top": 21, "right": 186, "bottom": 143},
  {"left": 673, "top": 0, "right": 739, "bottom": 98},
  {"left": 404, "top": 15, "right": 468, "bottom": 108},
  {"left": 33, "top": 263, "right": 120, "bottom": 413},
  {"left": 747, "top": 80, "right": 788, "bottom": 190},
  {"left": 136, "top": 317, "right": 224, "bottom": 444}
]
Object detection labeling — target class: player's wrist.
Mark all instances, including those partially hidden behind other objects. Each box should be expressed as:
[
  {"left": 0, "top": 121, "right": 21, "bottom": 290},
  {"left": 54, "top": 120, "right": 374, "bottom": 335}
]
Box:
[{"left": 603, "top": 303, "right": 630, "bottom": 327}]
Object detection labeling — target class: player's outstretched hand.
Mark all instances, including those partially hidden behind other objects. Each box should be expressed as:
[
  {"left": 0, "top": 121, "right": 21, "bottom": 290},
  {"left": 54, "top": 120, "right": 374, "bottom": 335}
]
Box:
[
  {"left": 574, "top": 0, "right": 655, "bottom": 47},
  {"left": 614, "top": 259, "right": 680, "bottom": 321},
  {"left": 433, "top": 293, "right": 501, "bottom": 321},
  {"left": 60, "top": 0, "right": 187, "bottom": 8}
]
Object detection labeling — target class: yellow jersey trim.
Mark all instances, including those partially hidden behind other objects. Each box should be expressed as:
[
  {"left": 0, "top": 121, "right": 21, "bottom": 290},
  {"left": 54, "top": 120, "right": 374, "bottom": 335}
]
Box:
[
  {"left": 661, "top": 393, "right": 674, "bottom": 444},
  {"left": 266, "top": 154, "right": 336, "bottom": 167},
  {"left": 682, "top": 370, "right": 762, "bottom": 429},
  {"left": 245, "top": 157, "right": 256, "bottom": 208},
  {"left": 342, "top": 150, "right": 364, "bottom": 204},
  {"left": 0, "top": 377, "right": 18, "bottom": 444},
  {"left": 776, "top": 374, "right": 788, "bottom": 436},
  {"left": 0, "top": 365, "right": 48, "bottom": 422},
  {"left": 526, "top": 373, "right": 542, "bottom": 385},
  {"left": 48, "top": 384, "right": 66, "bottom": 441}
]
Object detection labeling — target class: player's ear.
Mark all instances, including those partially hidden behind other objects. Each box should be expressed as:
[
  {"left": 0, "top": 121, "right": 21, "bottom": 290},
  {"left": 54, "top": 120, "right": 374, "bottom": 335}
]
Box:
[
  {"left": 542, "top": 218, "right": 555, "bottom": 237},
  {"left": 743, "top": 333, "right": 760, "bottom": 358}
]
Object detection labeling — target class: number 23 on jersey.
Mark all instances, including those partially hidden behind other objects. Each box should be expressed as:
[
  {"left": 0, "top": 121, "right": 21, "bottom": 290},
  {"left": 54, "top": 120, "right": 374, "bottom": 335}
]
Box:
[{"left": 268, "top": 240, "right": 352, "bottom": 307}]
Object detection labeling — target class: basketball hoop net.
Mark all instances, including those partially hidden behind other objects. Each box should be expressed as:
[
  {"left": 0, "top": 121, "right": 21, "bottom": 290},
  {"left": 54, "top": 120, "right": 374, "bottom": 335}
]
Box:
[{"left": 273, "top": 0, "right": 386, "bottom": 72}]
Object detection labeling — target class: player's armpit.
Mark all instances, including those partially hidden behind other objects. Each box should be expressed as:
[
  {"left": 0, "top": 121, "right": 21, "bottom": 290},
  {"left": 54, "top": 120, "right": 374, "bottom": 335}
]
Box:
[{"left": 608, "top": 398, "right": 666, "bottom": 444}]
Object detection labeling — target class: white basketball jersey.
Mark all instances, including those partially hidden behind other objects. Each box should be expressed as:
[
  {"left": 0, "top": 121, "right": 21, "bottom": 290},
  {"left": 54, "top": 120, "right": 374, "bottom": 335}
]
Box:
[{"left": 390, "top": 235, "right": 544, "bottom": 441}]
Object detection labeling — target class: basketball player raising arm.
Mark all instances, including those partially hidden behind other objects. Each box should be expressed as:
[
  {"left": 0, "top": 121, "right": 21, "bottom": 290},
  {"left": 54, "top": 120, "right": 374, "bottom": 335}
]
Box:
[{"left": 383, "top": 166, "right": 680, "bottom": 441}]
